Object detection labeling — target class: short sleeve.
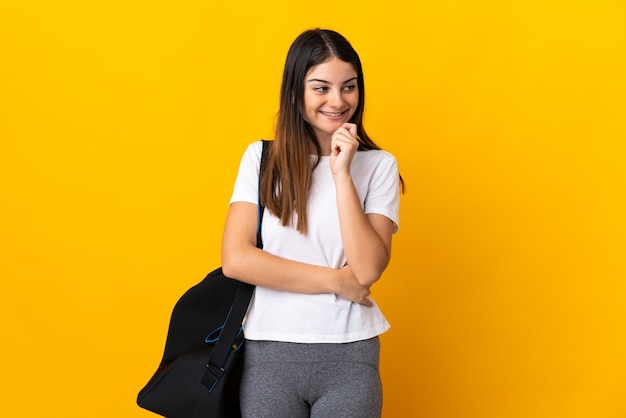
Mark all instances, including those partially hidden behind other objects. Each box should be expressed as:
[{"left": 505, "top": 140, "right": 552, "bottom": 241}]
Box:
[
  {"left": 362, "top": 152, "right": 400, "bottom": 233},
  {"left": 229, "top": 141, "right": 263, "bottom": 205}
]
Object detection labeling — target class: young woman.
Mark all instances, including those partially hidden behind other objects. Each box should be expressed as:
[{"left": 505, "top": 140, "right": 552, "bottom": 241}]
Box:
[{"left": 222, "top": 28, "right": 401, "bottom": 418}]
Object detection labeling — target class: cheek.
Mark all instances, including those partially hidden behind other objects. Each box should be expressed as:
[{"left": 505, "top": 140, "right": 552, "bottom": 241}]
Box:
[
  {"left": 345, "top": 94, "right": 358, "bottom": 112},
  {"left": 303, "top": 95, "right": 317, "bottom": 112},
  {"left": 349, "top": 96, "right": 359, "bottom": 111}
]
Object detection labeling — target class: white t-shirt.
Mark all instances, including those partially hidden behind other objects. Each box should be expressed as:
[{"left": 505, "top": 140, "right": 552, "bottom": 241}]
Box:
[{"left": 229, "top": 140, "right": 400, "bottom": 343}]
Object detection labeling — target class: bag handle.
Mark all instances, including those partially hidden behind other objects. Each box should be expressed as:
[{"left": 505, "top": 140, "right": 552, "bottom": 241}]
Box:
[{"left": 201, "top": 139, "right": 269, "bottom": 392}]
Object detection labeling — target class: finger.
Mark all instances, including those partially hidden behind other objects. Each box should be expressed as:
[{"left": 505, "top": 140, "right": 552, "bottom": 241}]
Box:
[
  {"left": 332, "top": 128, "right": 348, "bottom": 141},
  {"left": 334, "top": 124, "right": 355, "bottom": 138},
  {"left": 342, "top": 123, "right": 357, "bottom": 137},
  {"left": 333, "top": 130, "right": 357, "bottom": 146},
  {"left": 332, "top": 132, "right": 350, "bottom": 149}
]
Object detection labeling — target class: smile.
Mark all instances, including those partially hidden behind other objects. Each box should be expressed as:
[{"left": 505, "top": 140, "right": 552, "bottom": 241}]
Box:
[{"left": 320, "top": 111, "right": 346, "bottom": 117}]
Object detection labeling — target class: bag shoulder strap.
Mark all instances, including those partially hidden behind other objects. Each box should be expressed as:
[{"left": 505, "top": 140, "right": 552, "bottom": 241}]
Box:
[{"left": 201, "top": 139, "right": 270, "bottom": 391}]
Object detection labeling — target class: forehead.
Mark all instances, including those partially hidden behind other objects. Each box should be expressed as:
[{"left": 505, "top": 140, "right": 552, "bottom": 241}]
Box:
[{"left": 305, "top": 57, "right": 357, "bottom": 81}]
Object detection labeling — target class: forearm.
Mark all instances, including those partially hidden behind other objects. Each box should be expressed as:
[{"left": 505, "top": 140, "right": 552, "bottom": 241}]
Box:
[
  {"left": 222, "top": 202, "right": 373, "bottom": 305},
  {"left": 334, "top": 174, "right": 391, "bottom": 286},
  {"left": 222, "top": 244, "right": 340, "bottom": 294}
]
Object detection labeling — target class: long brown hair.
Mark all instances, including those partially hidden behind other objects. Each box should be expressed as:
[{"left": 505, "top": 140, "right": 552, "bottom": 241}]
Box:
[{"left": 261, "top": 29, "right": 402, "bottom": 234}]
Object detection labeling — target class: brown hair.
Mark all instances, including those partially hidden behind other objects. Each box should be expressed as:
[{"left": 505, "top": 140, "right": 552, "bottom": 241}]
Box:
[{"left": 261, "top": 28, "right": 403, "bottom": 234}]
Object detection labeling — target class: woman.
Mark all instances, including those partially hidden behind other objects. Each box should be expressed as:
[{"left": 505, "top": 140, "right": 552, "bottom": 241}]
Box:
[{"left": 222, "top": 28, "right": 401, "bottom": 418}]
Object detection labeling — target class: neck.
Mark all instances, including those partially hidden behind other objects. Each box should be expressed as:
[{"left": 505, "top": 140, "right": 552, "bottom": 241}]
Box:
[{"left": 315, "top": 135, "right": 332, "bottom": 156}]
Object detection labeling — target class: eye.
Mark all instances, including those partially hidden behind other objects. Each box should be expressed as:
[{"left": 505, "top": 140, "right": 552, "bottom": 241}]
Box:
[
  {"left": 343, "top": 85, "right": 357, "bottom": 92},
  {"left": 314, "top": 86, "right": 328, "bottom": 93}
]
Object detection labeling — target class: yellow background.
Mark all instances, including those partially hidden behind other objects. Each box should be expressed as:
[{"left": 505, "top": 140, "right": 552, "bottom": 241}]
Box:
[{"left": 1, "top": 0, "right": 625, "bottom": 417}]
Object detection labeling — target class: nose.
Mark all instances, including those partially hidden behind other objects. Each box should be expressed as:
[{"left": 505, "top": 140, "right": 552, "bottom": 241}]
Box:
[{"left": 327, "top": 88, "right": 343, "bottom": 108}]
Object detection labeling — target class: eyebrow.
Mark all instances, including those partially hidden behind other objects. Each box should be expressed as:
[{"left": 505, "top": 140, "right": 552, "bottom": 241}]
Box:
[{"left": 306, "top": 77, "right": 358, "bottom": 84}]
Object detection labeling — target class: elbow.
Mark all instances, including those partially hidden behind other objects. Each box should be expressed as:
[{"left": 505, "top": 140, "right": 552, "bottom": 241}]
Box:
[
  {"left": 221, "top": 261, "right": 235, "bottom": 279},
  {"left": 356, "top": 272, "right": 382, "bottom": 287},
  {"left": 221, "top": 242, "right": 256, "bottom": 280},
  {"left": 354, "top": 257, "right": 390, "bottom": 287},
  {"left": 354, "top": 265, "right": 387, "bottom": 287},
  {"left": 221, "top": 248, "right": 239, "bottom": 279}
]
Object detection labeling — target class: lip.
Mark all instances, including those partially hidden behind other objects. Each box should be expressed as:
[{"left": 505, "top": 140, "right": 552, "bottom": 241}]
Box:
[{"left": 319, "top": 110, "right": 348, "bottom": 120}]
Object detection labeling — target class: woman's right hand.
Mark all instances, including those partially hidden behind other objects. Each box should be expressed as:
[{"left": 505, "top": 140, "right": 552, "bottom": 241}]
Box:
[{"left": 336, "top": 265, "right": 373, "bottom": 307}]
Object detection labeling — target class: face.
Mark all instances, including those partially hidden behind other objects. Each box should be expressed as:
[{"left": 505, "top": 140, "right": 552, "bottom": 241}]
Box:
[{"left": 302, "top": 57, "right": 359, "bottom": 143}]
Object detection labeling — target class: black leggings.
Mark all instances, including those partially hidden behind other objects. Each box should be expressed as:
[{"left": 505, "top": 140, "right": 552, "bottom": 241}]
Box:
[{"left": 240, "top": 337, "right": 382, "bottom": 418}]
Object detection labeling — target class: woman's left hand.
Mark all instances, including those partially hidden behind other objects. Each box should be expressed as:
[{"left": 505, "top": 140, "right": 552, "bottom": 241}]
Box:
[{"left": 330, "top": 123, "right": 358, "bottom": 177}]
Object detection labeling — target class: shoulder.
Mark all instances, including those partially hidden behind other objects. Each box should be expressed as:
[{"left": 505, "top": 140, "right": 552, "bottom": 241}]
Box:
[
  {"left": 355, "top": 148, "right": 396, "bottom": 161},
  {"left": 353, "top": 149, "right": 398, "bottom": 170},
  {"left": 238, "top": 140, "right": 267, "bottom": 166},
  {"left": 243, "top": 140, "right": 264, "bottom": 157}
]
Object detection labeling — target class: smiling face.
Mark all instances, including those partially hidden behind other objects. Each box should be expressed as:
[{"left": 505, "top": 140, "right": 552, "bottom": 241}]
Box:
[{"left": 302, "top": 57, "right": 359, "bottom": 145}]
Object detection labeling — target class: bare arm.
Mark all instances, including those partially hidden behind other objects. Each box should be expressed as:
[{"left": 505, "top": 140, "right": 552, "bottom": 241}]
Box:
[
  {"left": 334, "top": 178, "right": 394, "bottom": 286},
  {"left": 221, "top": 201, "right": 372, "bottom": 305},
  {"left": 331, "top": 123, "right": 395, "bottom": 286}
]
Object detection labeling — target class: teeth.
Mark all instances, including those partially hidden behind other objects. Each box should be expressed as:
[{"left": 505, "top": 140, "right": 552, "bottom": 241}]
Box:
[{"left": 322, "top": 111, "right": 343, "bottom": 117}]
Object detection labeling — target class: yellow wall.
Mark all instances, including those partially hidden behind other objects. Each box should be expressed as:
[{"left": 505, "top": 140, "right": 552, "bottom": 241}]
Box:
[{"left": 1, "top": 1, "right": 624, "bottom": 417}]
